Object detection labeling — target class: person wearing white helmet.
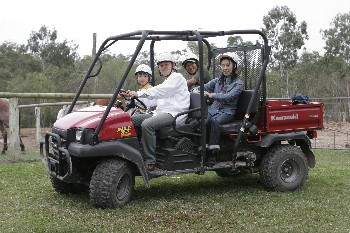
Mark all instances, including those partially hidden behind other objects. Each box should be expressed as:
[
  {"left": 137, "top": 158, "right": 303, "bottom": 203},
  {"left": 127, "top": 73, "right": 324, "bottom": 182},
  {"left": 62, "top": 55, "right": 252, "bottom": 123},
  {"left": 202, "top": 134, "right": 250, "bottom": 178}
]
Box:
[
  {"left": 135, "top": 64, "right": 152, "bottom": 86},
  {"left": 120, "top": 64, "right": 157, "bottom": 115},
  {"left": 181, "top": 53, "right": 211, "bottom": 91},
  {"left": 133, "top": 64, "right": 157, "bottom": 114},
  {"left": 196, "top": 53, "right": 243, "bottom": 167},
  {"left": 124, "top": 52, "right": 190, "bottom": 171}
]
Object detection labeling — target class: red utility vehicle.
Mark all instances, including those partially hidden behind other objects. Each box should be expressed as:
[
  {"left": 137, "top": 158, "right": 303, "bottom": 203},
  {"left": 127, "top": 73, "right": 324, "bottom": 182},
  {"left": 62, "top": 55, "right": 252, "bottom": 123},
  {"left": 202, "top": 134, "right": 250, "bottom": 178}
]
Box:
[{"left": 40, "top": 30, "right": 324, "bottom": 209}]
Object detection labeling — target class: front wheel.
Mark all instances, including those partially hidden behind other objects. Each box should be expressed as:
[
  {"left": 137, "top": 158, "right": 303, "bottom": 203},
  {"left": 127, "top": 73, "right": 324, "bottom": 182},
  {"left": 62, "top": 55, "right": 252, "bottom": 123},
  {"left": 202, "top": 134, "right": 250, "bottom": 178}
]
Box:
[
  {"left": 259, "top": 145, "right": 308, "bottom": 192},
  {"left": 90, "top": 159, "right": 135, "bottom": 209}
]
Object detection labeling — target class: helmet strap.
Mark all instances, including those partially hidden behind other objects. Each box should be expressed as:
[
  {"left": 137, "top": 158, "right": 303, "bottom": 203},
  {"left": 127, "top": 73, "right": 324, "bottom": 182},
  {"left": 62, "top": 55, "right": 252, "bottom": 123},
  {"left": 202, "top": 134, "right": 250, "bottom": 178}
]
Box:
[
  {"left": 159, "top": 64, "right": 176, "bottom": 78},
  {"left": 163, "top": 70, "right": 173, "bottom": 78}
]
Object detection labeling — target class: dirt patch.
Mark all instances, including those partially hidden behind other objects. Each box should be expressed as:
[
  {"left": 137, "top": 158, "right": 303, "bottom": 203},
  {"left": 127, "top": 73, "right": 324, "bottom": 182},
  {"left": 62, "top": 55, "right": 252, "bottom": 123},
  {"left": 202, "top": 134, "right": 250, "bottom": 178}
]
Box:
[
  {"left": 315, "top": 122, "right": 350, "bottom": 149},
  {"left": 0, "top": 128, "right": 51, "bottom": 152},
  {"left": 20, "top": 128, "right": 52, "bottom": 150}
]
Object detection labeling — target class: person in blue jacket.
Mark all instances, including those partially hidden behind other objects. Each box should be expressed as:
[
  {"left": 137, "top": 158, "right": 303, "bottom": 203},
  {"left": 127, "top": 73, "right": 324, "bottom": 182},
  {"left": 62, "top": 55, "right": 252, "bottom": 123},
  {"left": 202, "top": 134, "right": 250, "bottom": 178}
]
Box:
[{"left": 201, "top": 53, "right": 244, "bottom": 166}]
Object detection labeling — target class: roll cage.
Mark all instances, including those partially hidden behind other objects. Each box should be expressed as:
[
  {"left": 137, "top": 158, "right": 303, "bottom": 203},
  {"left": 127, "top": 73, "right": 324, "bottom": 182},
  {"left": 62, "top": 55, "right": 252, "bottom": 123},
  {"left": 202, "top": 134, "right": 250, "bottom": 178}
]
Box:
[{"left": 67, "top": 30, "right": 269, "bottom": 159}]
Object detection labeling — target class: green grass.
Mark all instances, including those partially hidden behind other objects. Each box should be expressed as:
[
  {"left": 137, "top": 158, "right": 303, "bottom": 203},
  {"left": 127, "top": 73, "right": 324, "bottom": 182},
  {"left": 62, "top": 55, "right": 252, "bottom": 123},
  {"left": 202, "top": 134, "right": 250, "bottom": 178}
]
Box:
[{"left": 0, "top": 150, "right": 349, "bottom": 233}]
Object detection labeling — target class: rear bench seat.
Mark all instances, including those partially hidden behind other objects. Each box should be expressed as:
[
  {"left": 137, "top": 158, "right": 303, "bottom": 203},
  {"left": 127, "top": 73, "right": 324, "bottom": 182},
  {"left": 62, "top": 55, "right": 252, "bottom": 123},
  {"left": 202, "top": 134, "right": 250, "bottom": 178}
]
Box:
[
  {"left": 220, "top": 90, "right": 259, "bottom": 135},
  {"left": 157, "top": 90, "right": 258, "bottom": 138}
]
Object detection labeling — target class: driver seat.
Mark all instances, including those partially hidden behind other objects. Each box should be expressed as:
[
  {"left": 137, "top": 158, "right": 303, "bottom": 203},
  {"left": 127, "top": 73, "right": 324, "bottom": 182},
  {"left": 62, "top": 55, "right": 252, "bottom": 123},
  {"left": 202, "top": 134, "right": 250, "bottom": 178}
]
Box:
[{"left": 157, "top": 92, "right": 205, "bottom": 139}]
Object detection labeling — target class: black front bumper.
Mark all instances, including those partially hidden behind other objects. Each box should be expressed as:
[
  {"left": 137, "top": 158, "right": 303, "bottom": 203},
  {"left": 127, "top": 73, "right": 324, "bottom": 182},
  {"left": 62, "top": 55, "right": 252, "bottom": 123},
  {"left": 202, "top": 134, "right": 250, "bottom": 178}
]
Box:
[{"left": 40, "top": 131, "right": 72, "bottom": 181}]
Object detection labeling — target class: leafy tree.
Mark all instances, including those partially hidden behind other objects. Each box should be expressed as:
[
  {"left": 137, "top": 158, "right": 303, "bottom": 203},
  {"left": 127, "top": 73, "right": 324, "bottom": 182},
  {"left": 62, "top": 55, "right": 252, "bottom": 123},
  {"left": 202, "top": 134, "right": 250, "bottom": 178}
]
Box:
[
  {"left": 7, "top": 72, "right": 55, "bottom": 93},
  {"left": 27, "top": 25, "right": 78, "bottom": 72},
  {"left": 321, "top": 12, "right": 350, "bottom": 64},
  {"left": 227, "top": 36, "right": 243, "bottom": 46},
  {"left": 262, "top": 6, "right": 308, "bottom": 69},
  {"left": 265, "top": 69, "right": 285, "bottom": 97},
  {"left": 262, "top": 6, "right": 308, "bottom": 97},
  {"left": 288, "top": 52, "right": 350, "bottom": 99},
  {"left": 0, "top": 42, "right": 41, "bottom": 91},
  {"left": 287, "top": 51, "right": 324, "bottom": 97},
  {"left": 79, "top": 53, "right": 135, "bottom": 94},
  {"left": 227, "top": 36, "right": 254, "bottom": 47},
  {"left": 185, "top": 41, "right": 215, "bottom": 59}
]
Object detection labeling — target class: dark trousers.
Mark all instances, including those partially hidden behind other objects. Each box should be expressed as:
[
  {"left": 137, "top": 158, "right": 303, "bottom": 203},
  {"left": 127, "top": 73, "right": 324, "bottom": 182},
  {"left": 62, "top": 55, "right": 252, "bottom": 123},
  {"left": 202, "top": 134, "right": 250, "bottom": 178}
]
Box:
[
  {"left": 131, "top": 113, "right": 174, "bottom": 164},
  {"left": 206, "top": 112, "right": 234, "bottom": 146}
]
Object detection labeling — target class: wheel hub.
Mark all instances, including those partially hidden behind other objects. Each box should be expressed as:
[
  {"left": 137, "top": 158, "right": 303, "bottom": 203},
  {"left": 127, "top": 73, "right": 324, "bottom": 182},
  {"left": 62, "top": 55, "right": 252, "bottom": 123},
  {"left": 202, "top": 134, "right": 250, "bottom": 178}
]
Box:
[
  {"left": 116, "top": 174, "right": 130, "bottom": 200},
  {"left": 280, "top": 159, "right": 299, "bottom": 182}
]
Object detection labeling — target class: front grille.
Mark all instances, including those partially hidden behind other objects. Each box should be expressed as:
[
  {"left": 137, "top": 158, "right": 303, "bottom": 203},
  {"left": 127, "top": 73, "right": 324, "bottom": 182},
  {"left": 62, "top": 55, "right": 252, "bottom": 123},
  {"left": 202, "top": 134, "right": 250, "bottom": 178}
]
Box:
[{"left": 52, "top": 127, "right": 76, "bottom": 148}]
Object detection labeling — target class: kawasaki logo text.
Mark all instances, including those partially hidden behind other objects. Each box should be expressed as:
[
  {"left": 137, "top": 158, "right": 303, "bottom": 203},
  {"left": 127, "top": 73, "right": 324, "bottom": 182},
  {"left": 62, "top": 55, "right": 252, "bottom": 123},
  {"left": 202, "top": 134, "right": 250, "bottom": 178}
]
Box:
[{"left": 271, "top": 114, "right": 299, "bottom": 121}]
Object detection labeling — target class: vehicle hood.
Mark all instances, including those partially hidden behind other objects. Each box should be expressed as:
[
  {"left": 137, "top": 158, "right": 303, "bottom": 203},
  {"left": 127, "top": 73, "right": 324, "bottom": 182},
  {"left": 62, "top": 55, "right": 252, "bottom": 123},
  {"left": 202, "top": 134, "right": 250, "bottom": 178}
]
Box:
[{"left": 53, "top": 105, "right": 126, "bottom": 130}]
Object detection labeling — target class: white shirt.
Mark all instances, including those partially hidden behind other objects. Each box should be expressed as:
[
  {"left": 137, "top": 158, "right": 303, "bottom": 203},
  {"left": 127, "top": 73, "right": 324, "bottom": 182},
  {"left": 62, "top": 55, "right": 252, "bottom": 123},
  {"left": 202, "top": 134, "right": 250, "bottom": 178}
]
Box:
[
  {"left": 138, "top": 83, "right": 157, "bottom": 112},
  {"left": 137, "top": 72, "right": 190, "bottom": 124}
]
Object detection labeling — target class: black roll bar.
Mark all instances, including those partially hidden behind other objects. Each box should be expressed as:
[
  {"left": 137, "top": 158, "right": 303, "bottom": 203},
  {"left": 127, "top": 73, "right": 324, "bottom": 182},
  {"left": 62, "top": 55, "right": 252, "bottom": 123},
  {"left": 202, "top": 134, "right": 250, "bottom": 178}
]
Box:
[{"left": 66, "top": 30, "right": 269, "bottom": 150}]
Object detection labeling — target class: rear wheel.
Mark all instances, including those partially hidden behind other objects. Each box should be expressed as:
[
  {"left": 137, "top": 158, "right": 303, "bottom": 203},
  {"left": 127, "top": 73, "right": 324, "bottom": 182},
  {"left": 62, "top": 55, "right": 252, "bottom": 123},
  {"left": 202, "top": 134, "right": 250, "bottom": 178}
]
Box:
[
  {"left": 90, "top": 159, "right": 135, "bottom": 209},
  {"left": 259, "top": 145, "right": 308, "bottom": 192}
]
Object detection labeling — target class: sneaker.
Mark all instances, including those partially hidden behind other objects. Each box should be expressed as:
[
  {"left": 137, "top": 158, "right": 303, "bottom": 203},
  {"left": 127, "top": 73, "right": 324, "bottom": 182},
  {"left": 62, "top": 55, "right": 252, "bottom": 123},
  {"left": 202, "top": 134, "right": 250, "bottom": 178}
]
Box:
[
  {"left": 206, "top": 147, "right": 219, "bottom": 167},
  {"left": 208, "top": 145, "right": 220, "bottom": 151},
  {"left": 205, "top": 155, "right": 216, "bottom": 167}
]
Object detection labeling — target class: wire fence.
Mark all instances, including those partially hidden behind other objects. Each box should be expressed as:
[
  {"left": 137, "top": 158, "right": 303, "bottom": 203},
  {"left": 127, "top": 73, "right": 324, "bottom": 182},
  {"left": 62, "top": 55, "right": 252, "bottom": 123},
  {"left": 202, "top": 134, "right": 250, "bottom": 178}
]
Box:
[
  {"left": 312, "top": 97, "right": 350, "bottom": 123},
  {"left": 309, "top": 97, "right": 350, "bottom": 150},
  {"left": 312, "top": 124, "right": 350, "bottom": 150}
]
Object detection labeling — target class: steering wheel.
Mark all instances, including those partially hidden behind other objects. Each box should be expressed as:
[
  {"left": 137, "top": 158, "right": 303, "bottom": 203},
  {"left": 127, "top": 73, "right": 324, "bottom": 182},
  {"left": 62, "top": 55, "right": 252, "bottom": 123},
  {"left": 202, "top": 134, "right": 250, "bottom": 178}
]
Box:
[
  {"left": 119, "top": 89, "right": 147, "bottom": 115},
  {"left": 133, "top": 97, "right": 147, "bottom": 111}
]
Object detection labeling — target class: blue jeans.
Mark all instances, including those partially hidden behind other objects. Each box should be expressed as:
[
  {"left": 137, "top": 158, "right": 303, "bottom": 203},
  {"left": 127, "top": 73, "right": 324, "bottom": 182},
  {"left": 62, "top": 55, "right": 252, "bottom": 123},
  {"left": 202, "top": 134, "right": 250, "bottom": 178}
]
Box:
[
  {"left": 131, "top": 113, "right": 174, "bottom": 164},
  {"left": 206, "top": 112, "right": 234, "bottom": 146}
]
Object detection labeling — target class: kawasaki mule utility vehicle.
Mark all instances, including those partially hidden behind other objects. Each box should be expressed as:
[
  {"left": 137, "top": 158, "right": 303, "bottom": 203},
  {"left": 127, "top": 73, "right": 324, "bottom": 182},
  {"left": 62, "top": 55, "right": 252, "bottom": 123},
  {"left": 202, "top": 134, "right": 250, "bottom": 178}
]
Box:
[{"left": 40, "top": 30, "right": 324, "bottom": 209}]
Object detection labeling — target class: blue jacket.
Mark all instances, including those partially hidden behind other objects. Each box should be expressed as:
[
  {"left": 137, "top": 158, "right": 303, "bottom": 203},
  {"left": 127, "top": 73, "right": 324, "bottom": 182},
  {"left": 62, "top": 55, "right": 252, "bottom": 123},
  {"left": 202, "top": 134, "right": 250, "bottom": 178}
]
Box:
[{"left": 204, "top": 74, "right": 243, "bottom": 116}]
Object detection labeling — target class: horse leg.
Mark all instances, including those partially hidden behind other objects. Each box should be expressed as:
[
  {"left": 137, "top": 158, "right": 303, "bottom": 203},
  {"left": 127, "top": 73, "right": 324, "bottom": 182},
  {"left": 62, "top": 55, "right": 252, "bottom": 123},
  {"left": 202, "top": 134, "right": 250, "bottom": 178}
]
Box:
[
  {"left": 0, "top": 121, "right": 7, "bottom": 153},
  {"left": 0, "top": 123, "right": 25, "bottom": 153},
  {"left": 20, "top": 136, "right": 25, "bottom": 152},
  {"left": 1, "top": 130, "right": 7, "bottom": 154}
]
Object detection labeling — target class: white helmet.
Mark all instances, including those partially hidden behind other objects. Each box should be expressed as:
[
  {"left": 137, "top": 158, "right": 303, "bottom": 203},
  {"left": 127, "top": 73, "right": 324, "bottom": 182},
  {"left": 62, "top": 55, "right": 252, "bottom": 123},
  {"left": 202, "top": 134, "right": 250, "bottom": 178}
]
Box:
[
  {"left": 135, "top": 64, "right": 152, "bottom": 76},
  {"left": 219, "top": 53, "right": 239, "bottom": 64},
  {"left": 156, "top": 52, "right": 176, "bottom": 65},
  {"left": 182, "top": 53, "right": 199, "bottom": 67}
]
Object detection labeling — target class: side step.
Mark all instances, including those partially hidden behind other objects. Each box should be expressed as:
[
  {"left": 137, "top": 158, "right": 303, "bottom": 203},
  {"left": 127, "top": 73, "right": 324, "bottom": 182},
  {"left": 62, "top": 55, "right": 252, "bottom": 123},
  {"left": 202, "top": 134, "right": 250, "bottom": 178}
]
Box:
[{"left": 148, "top": 161, "right": 248, "bottom": 178}]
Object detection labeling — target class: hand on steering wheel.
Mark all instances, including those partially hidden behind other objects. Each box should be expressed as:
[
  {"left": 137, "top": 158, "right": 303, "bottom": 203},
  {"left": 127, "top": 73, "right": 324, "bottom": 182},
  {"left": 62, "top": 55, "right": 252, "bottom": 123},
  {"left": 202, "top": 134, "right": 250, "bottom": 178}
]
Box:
[
  {"left": 119, "top": 89, "right": 147, "bottom": 115},
  {"left": 133, "top": 97, "right": 147, "bottom": 111}
]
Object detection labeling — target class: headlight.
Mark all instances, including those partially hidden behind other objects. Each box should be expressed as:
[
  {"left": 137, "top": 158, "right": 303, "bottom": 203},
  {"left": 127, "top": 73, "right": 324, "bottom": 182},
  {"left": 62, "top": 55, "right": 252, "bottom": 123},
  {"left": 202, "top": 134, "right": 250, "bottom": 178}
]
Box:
[
  {"left": 75, "top": 128, "right": 94, "bottom": 144},
  {"left": 76, "top": 129, "right": 83, "bottom": 141}
]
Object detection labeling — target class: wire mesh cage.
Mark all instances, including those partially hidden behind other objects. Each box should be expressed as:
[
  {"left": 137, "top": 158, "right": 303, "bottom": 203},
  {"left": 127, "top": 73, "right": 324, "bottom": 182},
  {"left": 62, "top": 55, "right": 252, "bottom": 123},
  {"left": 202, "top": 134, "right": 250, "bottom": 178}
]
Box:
[{"left": 211, "top": 44, "right": 265, "bottom": 90}]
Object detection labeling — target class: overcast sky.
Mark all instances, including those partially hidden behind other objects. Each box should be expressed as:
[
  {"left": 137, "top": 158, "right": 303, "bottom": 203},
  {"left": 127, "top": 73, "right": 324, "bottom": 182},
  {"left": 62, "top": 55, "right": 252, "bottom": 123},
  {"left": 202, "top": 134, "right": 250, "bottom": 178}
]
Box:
[{"left": 1, "top": 0, "right": 349, "bottom": 56}]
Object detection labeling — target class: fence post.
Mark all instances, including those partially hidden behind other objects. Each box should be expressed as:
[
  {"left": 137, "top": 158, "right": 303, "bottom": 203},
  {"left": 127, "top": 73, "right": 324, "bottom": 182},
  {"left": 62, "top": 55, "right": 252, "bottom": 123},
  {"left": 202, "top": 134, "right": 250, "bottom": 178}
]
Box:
[
  {"left": 9, "top": 97, "right": 21, "bottom": 159},
  {"left": 35, "top": 107, "right": 41, "bottom": 143},
  {"left": 314, "top": 138, "right": 317, "bottom": 149}
]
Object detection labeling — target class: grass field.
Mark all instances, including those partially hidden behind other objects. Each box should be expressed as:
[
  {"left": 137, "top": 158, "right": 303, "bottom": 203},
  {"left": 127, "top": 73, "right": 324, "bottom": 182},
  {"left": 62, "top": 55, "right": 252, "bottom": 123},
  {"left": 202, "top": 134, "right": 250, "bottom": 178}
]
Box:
[{"left": 0, "top": 150, "right": 349, "bottom": 233}]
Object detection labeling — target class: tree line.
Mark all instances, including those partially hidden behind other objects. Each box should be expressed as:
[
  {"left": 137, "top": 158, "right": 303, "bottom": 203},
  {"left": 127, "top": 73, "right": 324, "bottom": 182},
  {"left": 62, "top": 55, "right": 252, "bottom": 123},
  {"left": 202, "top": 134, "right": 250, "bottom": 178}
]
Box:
[{"left": 1, "top": 6, "right": 349, "bottom": 126}]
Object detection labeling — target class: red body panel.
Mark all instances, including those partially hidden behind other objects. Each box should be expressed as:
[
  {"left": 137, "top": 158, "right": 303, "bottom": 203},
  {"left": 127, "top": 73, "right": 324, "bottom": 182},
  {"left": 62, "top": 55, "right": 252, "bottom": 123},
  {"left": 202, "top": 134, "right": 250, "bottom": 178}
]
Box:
[
  {"left": 261, "top": 100, "right": 324, "bottom": 133},
  {"left": 53, "top": 106, "right": 137, "bottom": 140}
]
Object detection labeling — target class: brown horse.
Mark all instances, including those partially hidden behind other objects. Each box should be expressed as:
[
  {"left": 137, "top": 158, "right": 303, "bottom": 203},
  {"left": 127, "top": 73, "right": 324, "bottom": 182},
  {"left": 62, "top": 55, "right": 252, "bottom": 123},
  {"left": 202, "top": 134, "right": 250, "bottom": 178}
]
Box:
[{"left": 0, "top": 98, "right": 25, "bottom": 153}]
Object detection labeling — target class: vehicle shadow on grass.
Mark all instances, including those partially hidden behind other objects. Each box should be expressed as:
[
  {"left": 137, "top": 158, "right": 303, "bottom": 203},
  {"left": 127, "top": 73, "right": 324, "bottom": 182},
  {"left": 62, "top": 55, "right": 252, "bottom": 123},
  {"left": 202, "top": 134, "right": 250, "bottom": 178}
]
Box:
[
  {"left": 45, "top": 173, "right": 264, "bottom": 209},
  {"left": 132, "top": 173, "right": 264, "bottom": 203}
]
